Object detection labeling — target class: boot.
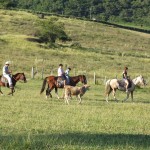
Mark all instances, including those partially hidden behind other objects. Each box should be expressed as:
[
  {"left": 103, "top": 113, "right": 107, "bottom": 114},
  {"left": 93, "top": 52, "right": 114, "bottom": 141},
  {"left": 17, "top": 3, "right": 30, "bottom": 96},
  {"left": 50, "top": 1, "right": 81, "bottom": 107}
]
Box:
[{"left": 9, "top": 84, "right": 14, "bottom": 89}]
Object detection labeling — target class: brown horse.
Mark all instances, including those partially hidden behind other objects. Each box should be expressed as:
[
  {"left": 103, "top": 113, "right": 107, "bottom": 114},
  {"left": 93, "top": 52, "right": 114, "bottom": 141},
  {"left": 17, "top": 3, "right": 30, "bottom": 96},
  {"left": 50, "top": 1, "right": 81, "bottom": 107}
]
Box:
[
  {"left": 0, "top": 73, "right": 27, "bottom": 96},
  {"left": 40, "top": 75, "right": 87, "bottom": 99}
]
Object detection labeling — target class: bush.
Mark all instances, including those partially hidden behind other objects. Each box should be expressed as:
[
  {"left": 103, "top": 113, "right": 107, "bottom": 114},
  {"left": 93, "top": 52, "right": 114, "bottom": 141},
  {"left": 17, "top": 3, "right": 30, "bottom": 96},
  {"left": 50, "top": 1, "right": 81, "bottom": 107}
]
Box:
[{"left": 35, "top": 17, "right": 71, "bottom": 44}]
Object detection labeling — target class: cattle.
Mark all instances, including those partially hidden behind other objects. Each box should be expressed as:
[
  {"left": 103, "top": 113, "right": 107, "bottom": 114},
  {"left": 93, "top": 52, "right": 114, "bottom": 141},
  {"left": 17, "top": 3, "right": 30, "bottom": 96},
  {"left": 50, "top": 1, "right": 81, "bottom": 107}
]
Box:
[{"left": 64, "top": 85, "right": 90, "bottom": 104}]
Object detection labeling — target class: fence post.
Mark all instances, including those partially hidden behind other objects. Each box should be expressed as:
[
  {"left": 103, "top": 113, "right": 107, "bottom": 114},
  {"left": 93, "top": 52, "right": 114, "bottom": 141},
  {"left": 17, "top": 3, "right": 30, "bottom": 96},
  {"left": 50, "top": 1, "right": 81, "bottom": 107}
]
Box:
[
  {"left": 31, "top": 67, "right": 34, "bottom": 79},
  {"left": 94, "top": 72, "right": 96, "bottom": 84},
  {"left": 41, "top": 67, "right": 44, "bottom": 79},
  {"left": 104, "top": 76, "right": 107, "bottom": 85}
]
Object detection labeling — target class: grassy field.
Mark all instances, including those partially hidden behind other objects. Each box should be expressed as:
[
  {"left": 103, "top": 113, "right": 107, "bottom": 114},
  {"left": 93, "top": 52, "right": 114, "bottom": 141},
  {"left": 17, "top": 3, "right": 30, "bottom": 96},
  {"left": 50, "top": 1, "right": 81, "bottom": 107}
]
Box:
[{"left": 0, "top": 9, "right": 150, "bottom": 149}]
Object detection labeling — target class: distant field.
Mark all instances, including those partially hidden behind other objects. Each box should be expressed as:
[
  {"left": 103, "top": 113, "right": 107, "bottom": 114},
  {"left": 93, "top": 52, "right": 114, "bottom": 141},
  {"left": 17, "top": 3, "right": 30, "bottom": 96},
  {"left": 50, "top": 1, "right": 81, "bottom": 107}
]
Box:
[{"left": 0, "top": 9, "right": 150, "bottom": 149}]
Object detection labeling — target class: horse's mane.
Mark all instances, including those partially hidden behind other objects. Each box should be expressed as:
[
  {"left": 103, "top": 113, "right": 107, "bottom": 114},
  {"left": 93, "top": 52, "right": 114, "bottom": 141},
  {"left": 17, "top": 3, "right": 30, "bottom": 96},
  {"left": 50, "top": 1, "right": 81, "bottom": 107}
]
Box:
[
  {"left": 12, "top": 73, "right": 24, "bottom": 78},
  {"left": 71, "top": 75, "right": 85, "bottom": 78}
]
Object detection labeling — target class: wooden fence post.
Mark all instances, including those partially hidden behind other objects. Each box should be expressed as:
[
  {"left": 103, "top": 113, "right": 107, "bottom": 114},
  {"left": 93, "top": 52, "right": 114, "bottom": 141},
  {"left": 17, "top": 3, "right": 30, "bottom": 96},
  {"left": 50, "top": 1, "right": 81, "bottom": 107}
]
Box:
[
  {"left": 94, "top": 72, "right": 96, "bottom": 84},
  {"left": 31, "top": 67, "right": 34, "bottom": 79},
  {"left": 41, "top": 67, "right": 44, "bottom": 79},
  {"left": 104, "top": 76, "right": 107, "bottom": 85}
]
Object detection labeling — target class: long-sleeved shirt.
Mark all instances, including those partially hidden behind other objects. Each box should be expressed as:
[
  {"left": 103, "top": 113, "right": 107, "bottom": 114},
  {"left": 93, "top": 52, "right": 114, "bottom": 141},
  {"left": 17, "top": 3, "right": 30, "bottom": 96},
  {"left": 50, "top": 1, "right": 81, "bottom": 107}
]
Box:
[
  {"left": 58, "top": 67, "right": 64, "bottom": 76},
  {"left": 65, "top": 69, "right": 70, "bottom": 76},
  {"left": 3, "top": 65, "right": 10, "bottom": 75}
]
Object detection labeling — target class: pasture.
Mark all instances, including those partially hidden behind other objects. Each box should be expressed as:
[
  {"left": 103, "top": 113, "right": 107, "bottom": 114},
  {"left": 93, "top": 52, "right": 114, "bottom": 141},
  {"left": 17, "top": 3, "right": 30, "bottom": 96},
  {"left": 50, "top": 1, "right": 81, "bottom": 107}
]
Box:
[{"left": 0, "top": 9, "right": 150, "bottom": 149}]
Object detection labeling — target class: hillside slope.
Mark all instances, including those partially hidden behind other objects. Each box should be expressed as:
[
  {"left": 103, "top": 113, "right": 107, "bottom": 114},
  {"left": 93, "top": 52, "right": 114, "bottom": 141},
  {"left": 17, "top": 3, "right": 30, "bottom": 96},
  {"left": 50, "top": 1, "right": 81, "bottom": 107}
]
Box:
[{"left": 0, "top": 9, "right": 150, "bottom": 80}]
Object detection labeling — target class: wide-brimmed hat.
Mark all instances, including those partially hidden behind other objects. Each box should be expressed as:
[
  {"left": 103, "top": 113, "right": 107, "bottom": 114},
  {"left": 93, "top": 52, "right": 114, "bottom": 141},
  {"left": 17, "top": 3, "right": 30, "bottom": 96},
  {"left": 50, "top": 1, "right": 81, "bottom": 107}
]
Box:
[{"left": 5, "top": 61, "right": 11, "bottom": 65}]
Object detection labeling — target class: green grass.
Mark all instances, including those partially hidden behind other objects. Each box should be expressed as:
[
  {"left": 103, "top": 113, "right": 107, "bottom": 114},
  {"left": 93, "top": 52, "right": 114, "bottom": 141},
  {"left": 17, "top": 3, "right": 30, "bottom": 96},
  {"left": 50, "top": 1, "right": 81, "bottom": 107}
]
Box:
[
  {"left": 0, "top": 9, "right": 150, "bottom": 149},
  {"left": 0, "top": 80, "right": 150, "bottom": 149}
]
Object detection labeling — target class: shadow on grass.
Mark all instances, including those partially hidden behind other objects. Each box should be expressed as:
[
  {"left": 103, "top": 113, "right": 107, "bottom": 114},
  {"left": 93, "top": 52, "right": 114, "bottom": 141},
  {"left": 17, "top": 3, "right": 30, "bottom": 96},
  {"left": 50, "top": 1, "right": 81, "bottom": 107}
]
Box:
[{"left": 0, "top": 132, "right": 150, "bottom": 149}]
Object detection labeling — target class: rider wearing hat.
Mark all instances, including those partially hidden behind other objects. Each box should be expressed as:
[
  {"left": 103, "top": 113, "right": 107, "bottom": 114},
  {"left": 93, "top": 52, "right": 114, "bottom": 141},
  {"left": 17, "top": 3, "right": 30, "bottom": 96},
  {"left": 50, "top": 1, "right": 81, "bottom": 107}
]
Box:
[{"left": 2, "top": 61, "right": 13, "bottom": 88}]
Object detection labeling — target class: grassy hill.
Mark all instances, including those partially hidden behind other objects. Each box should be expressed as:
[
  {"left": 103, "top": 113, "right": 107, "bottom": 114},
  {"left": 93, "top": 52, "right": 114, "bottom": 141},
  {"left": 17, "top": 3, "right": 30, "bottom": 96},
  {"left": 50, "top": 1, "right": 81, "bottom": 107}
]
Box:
[
  {"left": 0, "top": 9, "right": 150, "bottom": 79},
  {"left": 0, "top": 9, "right": 150, "bottom": 149}
]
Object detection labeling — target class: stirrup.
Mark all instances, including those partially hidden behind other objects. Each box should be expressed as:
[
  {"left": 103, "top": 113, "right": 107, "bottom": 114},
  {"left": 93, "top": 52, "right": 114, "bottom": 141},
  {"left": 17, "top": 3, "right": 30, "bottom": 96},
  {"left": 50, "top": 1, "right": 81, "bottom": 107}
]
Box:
[
  {"left": 9, "top": 85, "right": 14, "bottom": 89},
  {"left": 126, "top": 89, "right": 129, "bottom": 92}
]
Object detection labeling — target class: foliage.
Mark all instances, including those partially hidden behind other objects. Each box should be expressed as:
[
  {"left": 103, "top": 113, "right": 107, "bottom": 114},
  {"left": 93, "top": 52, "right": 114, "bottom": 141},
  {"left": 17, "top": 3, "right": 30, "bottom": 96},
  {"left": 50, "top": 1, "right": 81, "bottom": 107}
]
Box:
[
  {"left": 35, "top": 17, "right": 71, "bottom": 45},
  {"left": 0, "top": 0, "right": 150, "bottom": 26}
]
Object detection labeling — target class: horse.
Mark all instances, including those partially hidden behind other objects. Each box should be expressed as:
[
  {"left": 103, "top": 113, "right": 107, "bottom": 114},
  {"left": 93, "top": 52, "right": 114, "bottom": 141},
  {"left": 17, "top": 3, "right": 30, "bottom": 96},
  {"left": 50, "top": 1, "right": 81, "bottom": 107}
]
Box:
[
  {"left": 0, "top": 73, "right": 27, "bottom": 96},
  {"left": 40, "top": 75, "right": 87, "bottom": 99},
  {"left": 105, "top": 75, "right": 146, "bottom": 102}
]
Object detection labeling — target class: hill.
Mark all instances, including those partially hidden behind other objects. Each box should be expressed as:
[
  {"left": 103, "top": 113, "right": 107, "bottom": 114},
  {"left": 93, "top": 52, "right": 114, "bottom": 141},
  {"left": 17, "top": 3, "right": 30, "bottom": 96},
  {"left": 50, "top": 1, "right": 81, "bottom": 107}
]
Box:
[{"left": 0, "top": 9, "right": 150, "bottom": 81}]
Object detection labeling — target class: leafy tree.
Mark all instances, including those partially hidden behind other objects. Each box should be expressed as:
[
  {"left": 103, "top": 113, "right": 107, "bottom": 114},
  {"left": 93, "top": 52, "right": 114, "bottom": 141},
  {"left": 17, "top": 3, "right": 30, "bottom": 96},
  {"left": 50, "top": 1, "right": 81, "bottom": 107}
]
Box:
[
  {"left": 36, "top": 17, "right": 71, "bottom": 45},
  {"left": 0, "top": 0, "right": 17, "bottom": 8}
]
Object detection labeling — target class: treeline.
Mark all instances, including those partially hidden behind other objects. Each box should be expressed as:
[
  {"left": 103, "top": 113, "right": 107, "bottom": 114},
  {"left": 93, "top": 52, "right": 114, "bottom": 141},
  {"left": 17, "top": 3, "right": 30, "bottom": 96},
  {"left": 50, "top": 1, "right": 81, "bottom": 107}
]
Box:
[{"left": 1, "top": 0, "right": 150, "bottom": 26}]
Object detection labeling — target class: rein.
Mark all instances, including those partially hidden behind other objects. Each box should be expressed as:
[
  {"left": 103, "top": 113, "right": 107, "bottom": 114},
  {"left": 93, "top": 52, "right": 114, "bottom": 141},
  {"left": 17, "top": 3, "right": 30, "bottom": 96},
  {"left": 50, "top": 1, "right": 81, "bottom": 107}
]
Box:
[{"left": 12, "top": 76, "right": 17, "bottom": 81}]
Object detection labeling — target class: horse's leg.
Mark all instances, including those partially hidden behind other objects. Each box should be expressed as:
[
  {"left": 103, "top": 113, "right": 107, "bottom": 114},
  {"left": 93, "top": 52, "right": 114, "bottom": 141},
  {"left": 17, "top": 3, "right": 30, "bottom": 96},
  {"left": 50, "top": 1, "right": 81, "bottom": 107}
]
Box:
[
  {"left": 0, "top": 87, "right": 3, "bottom": 95},
  {"left": 54, "top": 87, "right": 61, "bottom": 99},
  {"left": 78, "top": 95, "right": 82, "bottom": 104},
  {"left": 45, "top": 84, "right": 51, "bottom": 99},
  {"left": 106, "top": 93, "right": 109, "bottom": 102},
  {"left": 106, "top": 93, "right": 110, "bottom": 102},
  {"left": 46, "top": 87, "right": 52, "bottom": 99},
  {"left": 8, "top": 88, "right": 14, "bottom": 96},
  {"left": 131, "top": 91, "right": 134, "bottom": 102},
  {"left": 112, "top": 89, "right": 118, "bottom": 102},
  {"left": 0, "top": 83, "right": 4, "bottom": 95},
  {"left": 105, "top": 88, "right": 112, "bottom": 103},
  {"left": 66, "top": 97, "right": 70, "bottom": 105},
  {"left": 122, "top": 92, "right": 130, "bottom": 102}
]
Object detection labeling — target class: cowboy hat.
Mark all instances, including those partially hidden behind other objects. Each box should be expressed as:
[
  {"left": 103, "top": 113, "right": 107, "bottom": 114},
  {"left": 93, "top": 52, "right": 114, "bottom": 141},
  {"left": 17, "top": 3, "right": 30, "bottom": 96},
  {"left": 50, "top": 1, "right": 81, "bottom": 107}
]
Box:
[{"left": 5, "top": 61, "right": 11, "bottom": 65}]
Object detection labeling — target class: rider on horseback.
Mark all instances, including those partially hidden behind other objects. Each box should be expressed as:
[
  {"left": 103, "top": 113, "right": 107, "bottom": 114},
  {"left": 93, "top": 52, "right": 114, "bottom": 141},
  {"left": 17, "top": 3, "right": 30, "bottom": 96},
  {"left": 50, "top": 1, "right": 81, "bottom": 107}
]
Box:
[
  {"left": 122, "top": 66, "right": 129, "bottom": 92},
  {"left": 57, "top": 64, "right": 66, "bottom": 86},
  {"left": 2, "top": 61, "right": 13, "bottom": 89},
  {"left": 65, "top": 67, "right": 71, "bottom": 85}
]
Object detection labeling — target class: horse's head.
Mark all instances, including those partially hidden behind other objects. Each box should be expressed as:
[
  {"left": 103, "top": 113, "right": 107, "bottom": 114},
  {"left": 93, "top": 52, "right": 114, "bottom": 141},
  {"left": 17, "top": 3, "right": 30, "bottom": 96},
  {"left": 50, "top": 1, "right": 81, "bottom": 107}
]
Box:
[
  {"left": 14, "top": 73, "right": 27, "bottom": 83},
  {"left": 79, "top": 75, "right": 87, "bottom": 85},
  {"left": 136, "top": 75, "right": 147, "bottom": 86}
]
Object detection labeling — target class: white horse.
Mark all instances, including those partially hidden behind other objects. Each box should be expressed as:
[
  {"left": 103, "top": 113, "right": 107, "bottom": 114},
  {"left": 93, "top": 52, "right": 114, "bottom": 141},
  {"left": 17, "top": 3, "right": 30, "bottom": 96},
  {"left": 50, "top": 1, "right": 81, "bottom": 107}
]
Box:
[{"left": 105, "top": 75, "right": 146, "bottom": 102}]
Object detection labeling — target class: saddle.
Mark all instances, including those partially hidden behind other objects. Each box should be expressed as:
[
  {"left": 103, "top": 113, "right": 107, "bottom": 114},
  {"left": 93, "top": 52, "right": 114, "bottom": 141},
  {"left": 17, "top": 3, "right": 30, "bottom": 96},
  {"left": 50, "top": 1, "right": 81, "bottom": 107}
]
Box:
[
  {"left": 118, "top": 79, "right": 132, "bottom": 89},
  {"left": 57, "top": 76, "right": 65, "bottom": 88}
]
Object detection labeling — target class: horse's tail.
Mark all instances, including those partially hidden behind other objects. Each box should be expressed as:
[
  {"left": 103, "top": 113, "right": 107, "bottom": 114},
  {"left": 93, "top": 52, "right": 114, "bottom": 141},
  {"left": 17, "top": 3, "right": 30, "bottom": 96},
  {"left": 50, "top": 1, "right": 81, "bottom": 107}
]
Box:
[
  {"left": 105, "top": 79, "right": 111, "bottom": 95},
  {"left": 40, "top": 77, "right": 47, "bottom": 94}
]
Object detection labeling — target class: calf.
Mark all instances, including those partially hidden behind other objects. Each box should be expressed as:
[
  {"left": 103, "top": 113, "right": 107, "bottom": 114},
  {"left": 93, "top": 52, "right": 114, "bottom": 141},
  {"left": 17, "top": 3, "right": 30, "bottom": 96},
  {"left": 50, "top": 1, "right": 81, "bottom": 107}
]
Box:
[{"left": 64, "top": 85, "right": 90, "bottom": 104}]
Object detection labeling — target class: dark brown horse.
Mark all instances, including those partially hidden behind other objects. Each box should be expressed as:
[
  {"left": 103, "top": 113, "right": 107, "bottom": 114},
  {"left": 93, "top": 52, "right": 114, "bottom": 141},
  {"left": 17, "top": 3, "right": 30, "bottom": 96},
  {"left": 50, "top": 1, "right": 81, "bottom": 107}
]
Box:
[
  {"left": 40, "top": 75, "right": 87, "bottom": 99},
  {"left": 0, "top": 73, "right": 27, "bottom": 96}
]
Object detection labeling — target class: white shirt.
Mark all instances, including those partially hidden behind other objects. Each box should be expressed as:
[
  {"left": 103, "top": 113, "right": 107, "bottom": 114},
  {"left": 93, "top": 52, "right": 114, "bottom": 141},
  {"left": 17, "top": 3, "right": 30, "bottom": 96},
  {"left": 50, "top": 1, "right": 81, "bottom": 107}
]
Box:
[
  {"left": 3, "top": 65, "right": 9, "bottom": 75},
  {"left": 58, "top": 67, "right": 64, "bottom": 76},
  {"left": 65, "top": 69, "right": 70, "bottom": 76}
]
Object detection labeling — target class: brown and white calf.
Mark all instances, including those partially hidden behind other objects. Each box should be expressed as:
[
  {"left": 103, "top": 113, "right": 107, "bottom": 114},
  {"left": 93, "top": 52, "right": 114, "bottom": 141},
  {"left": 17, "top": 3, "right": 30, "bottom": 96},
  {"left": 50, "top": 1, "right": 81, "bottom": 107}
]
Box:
[{"left": 64, "top": 85, "right": 90, "bottom": 104}]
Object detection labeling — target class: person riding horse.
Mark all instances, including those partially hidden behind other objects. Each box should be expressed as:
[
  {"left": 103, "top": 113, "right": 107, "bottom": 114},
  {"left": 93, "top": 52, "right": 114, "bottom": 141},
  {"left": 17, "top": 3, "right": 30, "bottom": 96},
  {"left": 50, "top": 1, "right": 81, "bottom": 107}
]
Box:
[
  {"left": 122, "top": 66, "right": 129, "bottom": 92},
  {"left": 2, "top": 61, "right": 13, "bottom": 89},
  {"left": 57, "top": 64, "right": 66, "bottom": 87},
  {"left": 65, "top": 67, "right": 71, "bottom": 86}
]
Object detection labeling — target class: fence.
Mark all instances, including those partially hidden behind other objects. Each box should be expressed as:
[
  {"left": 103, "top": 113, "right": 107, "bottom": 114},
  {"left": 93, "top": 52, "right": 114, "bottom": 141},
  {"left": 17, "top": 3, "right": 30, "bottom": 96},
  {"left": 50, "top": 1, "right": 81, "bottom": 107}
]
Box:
[{"left": 30, "top": 66, "right": 117, "bottom": 85}]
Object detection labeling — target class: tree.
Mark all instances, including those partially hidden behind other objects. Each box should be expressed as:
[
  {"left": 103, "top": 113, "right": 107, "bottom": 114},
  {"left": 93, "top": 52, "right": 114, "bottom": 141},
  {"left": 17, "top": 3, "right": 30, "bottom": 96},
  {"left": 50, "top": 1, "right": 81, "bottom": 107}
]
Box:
[
  {"left": 0, "top": 0, "right": 17, "bottom": 8},
  {"left": 36, "top": 17, "right": 71, "bottom": 45}
]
